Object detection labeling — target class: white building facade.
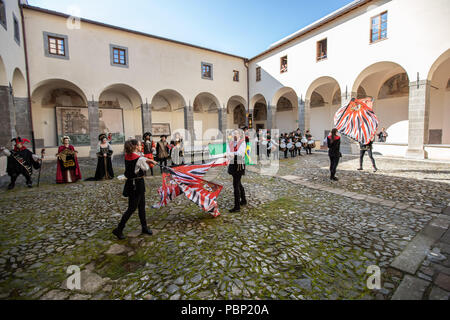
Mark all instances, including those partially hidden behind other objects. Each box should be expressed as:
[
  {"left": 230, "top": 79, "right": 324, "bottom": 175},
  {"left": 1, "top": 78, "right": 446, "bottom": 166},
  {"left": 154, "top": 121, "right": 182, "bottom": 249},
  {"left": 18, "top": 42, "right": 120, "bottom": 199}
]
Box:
[
  {"left": 0, "top": 0, "right": 449, "bottom": 161},
  {"left": 249, "top": 0, "right": 450, "bottom": 160}
]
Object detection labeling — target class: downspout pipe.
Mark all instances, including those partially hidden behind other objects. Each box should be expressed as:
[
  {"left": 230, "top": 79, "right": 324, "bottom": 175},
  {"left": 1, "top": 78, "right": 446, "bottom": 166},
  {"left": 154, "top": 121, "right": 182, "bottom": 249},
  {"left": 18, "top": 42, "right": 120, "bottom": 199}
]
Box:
[
  {"left": 19, "top": 1, "right": 36, "bottom": 154},
  {"left": 244, "top": 59, "right": 250, "bottom": 128}
]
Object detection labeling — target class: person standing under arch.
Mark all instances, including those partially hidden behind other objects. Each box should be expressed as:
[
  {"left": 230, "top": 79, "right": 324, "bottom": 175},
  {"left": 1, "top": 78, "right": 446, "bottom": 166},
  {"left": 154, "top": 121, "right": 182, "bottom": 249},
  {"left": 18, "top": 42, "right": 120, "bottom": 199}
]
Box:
[
  {"left": 327, "top": 129, "right": 341, "bottom": 181},
  {"left": 358, "top": 139, "right": 378, "bottom": 172}
]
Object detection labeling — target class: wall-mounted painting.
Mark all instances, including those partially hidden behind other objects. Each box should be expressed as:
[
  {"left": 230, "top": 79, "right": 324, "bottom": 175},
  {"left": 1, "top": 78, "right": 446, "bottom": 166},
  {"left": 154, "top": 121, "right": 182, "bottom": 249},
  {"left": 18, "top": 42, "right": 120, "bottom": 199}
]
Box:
[{"left": 152, "top": 123, "right": 171, "bottom": 137}]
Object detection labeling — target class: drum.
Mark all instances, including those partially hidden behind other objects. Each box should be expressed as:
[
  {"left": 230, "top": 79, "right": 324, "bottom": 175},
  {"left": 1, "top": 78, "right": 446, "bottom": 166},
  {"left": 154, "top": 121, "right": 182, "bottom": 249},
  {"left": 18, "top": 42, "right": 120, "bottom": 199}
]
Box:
[
  {"left": 280, "top": 143, "right": 287, "bottom": 151},
  {"left": 295, "top": 142, "right": 302, "bottom": 148},
  {"left": 308, "top": 140, "right": 315, "bottom": 147},
  {"left": 287, "top": 142, "right": 293, "bottom": 150}
]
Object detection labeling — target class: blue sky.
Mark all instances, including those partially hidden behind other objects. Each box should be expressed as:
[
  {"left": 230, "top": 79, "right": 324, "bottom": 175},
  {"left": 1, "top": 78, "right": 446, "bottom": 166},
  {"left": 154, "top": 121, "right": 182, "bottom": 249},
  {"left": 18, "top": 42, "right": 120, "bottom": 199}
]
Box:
[{"left": 28, "top": 0, "right": 354, "bottom": 58}]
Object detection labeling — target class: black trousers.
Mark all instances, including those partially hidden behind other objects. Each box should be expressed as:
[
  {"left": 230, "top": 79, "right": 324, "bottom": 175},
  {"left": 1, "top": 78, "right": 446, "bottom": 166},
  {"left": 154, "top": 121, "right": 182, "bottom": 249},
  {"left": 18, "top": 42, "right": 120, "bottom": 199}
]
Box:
[
  {"left": 232, "top": 172, "right": 246, "bottom": 209},
  {"left": 329, "top": 155, "right": 340, "bottom": 178},
  {"left": 118, "top": 183, "right": 147, "bottom": 231},
  {"left": 159, "top": 159, "right": 168, "bottom": 173},
  {"left": 10, "top": 172, "right": 32, "bottom": 185},
  {"left": 360, "top": 149, "right": 376, "bottom": 168}
]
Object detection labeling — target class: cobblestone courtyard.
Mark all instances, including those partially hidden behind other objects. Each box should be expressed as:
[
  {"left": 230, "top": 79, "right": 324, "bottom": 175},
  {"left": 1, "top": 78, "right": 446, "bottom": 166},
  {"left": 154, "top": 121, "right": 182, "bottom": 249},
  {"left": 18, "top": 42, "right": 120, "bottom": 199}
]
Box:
[{"left": 0, "top": 153, "right": 449, "bottom": 300}]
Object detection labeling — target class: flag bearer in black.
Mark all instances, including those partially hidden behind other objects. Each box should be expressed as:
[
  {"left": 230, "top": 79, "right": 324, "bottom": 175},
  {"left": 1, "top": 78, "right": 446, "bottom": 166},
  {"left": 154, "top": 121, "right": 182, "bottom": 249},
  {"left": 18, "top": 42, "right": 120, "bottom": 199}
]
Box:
[
  {"left": 358, "top": 139, "right": 378, "bottom": 172},
  {"left": 327, "top": 129, "right": 342, "bottom": 181},
  {"left": 1, "top": 137, "right": 42, "bottom": 189},
  {"left": 113, "top": 139, "right": 158, "bottom": 240},
  {"left": 227, "top": 129, "right": 247, "bottom": 213}
]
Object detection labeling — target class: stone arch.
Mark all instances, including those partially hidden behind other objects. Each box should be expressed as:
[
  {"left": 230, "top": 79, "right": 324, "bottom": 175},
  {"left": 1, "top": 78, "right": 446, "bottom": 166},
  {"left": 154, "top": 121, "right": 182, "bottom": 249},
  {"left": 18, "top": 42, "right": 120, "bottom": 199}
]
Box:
[
  {"left": 99, "top": 83, "right": 143, "bottom": 141},
  {"left": 12, "top": 68, "right": 27, "bottom": 98},
  {"left": 31, "top": 79, "right": 89, "bottom": 147},
  {"left": 352, "top": 61, "right": 410, "bottom": 144},
  {"left": 250, "top": 94, "right": 268, "bottom": 130},
  {"left": 305, "top": 77, "right": 341, "bottom": 140},
  {"left": 0, "top": 55, "right": 7, "bottom": 86},
  {"left": 227, "top": 95, "right": 247, "bottom": 129},
  {"left": 427, "top": 49, "right": 450, "bottom": 144},
  {"left": 271, "top": 87, "right": 298, "bottom": 132},
  {"left": 193, "top": 92, "right": 221, "bottom": 143},
  {"left": 150, "top": 89, "right": 186, "bottom": 138}
]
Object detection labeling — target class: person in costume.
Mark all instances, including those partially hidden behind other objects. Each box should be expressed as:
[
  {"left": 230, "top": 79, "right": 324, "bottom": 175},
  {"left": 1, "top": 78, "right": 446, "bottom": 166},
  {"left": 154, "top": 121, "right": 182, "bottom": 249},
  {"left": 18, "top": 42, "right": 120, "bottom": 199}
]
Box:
[
  {"left": 358, "top": 139, "right": 378, "bottom": 172},
  {"left": 305, "top": 130, "right": 313, "bottom": 155},
  {"left": 227, "top": 129, "right": 247, "bottom": 213},
  {"left": 170, "top": 139, "right": 184, "bottom": 167},
  {"left": 1, "top": 137, "right": 42, "bottom": 189},
  {"left": 378, "top": 128, "right": 388, "bottom": 143},
  {"left": 143, "top": 132, "right": 156, "bottom": 176},
  {"left": 56, "top": 136, "right": 82, "bottom": 184},
  {"left": 113, "top": 139, "right": 158, "bottom": 240},
  {"left": 327, "top": 129, "right": 341, "bottom": 181},
  {"left": 94, "top": 134, "right": 114, "bottom": 180},
  {"left": 156, "top": 135, "right": 170, "bottom": 173}
]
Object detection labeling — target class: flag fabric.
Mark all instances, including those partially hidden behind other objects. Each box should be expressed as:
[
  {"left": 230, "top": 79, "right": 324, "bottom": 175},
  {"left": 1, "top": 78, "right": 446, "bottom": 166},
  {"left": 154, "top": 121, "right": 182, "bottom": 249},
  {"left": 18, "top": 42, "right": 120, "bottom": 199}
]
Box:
[
  {"left": 208, "top": 142, "right": 255, "bottom": 165},
  {"left": 154, "top": 159, "right": 227, "bottom": 217},
  {"left": 334, "top": 97, "right": 379, "bottom": 145}
]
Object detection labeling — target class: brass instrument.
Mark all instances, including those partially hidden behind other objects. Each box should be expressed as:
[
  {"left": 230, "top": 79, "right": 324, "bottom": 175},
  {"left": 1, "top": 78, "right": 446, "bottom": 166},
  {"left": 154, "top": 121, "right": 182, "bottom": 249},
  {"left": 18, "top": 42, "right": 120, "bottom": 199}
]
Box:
[{"left": 56, "top": 149, "right": 77, "bottom": 169}]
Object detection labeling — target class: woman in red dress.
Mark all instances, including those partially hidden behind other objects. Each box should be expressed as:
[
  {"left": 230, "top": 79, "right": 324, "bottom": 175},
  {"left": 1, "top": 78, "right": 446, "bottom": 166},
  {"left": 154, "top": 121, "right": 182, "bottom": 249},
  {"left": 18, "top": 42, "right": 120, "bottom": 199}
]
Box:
[{"left": 56, "top": 136, "right": 82, "bottom": 184}]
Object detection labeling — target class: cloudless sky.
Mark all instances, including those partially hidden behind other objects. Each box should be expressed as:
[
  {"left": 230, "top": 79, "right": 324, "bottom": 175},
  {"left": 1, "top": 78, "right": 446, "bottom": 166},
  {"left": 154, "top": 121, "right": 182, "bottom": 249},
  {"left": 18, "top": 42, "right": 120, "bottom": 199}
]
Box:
[{"left": 28, "top": 0, "right": 354, "bottom": 58}]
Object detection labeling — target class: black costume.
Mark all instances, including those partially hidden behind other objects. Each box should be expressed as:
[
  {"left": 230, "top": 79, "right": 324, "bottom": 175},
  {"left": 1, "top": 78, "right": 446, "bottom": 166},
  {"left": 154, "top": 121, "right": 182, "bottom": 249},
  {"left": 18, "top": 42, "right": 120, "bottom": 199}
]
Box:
[
  {"left": 359, "top": 141, "right": 377, "bottom": 172},
  {"left": 227, "top": 139, "right": 247, "bottom": 212},
  {"left": 156, "top": 137, "right": 170, "bottom": 173},
  {"left": 143, "top": 132, "right": 156, "bottom": 176},
  {"left": 327, "top": 135, "right": 341, "bottom": 181},
  {"left": 113, "top": 152, "right": 152, "bottom": 239},
  {"left": 305, "top": 132, "right": 313, "bottom": 155},
  {"left": 3, "top": 137, "right": 41, "bottom": 189},
  {"left": 94, "top": 135, "right": 114, "bottom": 180}
]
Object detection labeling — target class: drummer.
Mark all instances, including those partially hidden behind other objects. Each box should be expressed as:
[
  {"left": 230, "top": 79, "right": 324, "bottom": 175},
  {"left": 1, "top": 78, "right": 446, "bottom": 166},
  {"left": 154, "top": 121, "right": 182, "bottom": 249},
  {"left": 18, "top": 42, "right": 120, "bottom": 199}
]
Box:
[
  {"left": 280, "top": 134, "right": 288, "bottom": 159},
  {"left": 287, "top": 137, "right": 295, "bottom": 158},
  {"left": 295, "top": 137, "right": 303, "bottom": 157}
]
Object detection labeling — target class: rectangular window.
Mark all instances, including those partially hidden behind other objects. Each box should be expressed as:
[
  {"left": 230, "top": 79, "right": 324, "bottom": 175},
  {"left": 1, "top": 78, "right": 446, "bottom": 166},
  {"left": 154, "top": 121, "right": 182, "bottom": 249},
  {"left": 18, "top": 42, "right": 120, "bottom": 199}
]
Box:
[
  {"left": 280, "top": 56, "right": 288, "bottom": 73},
  {"left": 371, "top": 11, "right": 388, "bottom": 43},
  {"left": 316, "top": 39, "right": 327, "bottom": 61},
  {"left": 44, "top": 32, "right": 69, "bottom": 60},
  {"left": 48, "top": 36, "right": 66, "bottom": 56},
  {"left": 256, "top": 66, "right": 261, "bottom": 82},
  {"left": 113, "top": 48, "right": 126, "bottom": 65},
  {"left": 109, "top": 44, "right": 128, "bottom": 68},
  {"left": 0, "top": 1, "right": 6, "bottom": 30},
  {"left": 233, "top": 70, "right": 239, "bottom": 82},
  {"left": 13, "top": 14, "right": 19, "bottom": 45},
  {"left": 201, "top": 62, "right": 213, "bottom": 80}
]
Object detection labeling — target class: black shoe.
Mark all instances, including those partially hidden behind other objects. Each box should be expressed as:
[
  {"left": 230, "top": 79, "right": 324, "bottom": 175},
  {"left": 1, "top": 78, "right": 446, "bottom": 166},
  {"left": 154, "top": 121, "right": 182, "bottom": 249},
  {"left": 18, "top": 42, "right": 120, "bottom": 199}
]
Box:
[
  {"left": 373, "top": 167, "right": 378, "bottom": 173},
  {"left": 240, "top": 200, "right": 247, "bottom": 206},
  {"left": 112, "top": 228, "right": 125, "bottom": 240},
  {"left": 331, "top": 177, "right": 339, "bottom": 181},
  {"left": 229, "top": 207, "right": 240, "bottom": 213},
  {"left": 357, "top": 168, "right": 363, "bottom": 171},
  {"left": 7, "top": 183, "right": 15, "bottom": 190},
  {"left": 141, "top": 227, "right": 153, "bottom": 236},
  {"left": 27, "top": 181, "right": 33, "bottom": 188}
]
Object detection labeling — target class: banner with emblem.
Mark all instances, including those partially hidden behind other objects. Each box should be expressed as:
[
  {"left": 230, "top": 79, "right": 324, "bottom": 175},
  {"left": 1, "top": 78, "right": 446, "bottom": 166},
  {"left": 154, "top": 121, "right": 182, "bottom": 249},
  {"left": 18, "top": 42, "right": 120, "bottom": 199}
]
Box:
[{"left": 153, "top": 158, "right": 227, "bottom": 217}]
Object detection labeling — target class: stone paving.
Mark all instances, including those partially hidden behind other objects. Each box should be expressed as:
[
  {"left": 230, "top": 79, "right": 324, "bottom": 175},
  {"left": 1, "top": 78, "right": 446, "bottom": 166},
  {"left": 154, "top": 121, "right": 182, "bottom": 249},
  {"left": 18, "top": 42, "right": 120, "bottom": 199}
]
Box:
[{"left": 0, "top": 153, "right": 449, "bottom": 300}]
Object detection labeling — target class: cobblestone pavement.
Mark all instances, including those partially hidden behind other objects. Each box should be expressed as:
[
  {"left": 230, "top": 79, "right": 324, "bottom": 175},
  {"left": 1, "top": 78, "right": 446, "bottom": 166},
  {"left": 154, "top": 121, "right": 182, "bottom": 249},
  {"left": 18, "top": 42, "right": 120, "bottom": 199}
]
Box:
[{"left": 0, "top": 154, "right": 449, "bottom": 300}]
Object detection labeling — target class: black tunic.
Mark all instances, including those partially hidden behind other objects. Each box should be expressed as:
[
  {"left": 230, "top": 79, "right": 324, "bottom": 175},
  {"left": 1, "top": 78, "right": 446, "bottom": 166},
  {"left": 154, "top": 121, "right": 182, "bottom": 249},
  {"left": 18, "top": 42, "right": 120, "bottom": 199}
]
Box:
[
  {"left": 7, "top": 148, "right": 40, "bottom": 177},
  {"left": 123, "top": 157, "right": 145, "bottom": 197},
  {"left": 94, "top": 146, "right": 114, "bottom": 180}
]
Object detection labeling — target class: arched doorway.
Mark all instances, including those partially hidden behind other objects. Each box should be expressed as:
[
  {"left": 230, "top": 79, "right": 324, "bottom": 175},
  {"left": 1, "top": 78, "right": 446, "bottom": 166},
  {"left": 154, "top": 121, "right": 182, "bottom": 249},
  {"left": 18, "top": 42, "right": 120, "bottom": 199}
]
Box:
[
  {"left": 353, "top": 62, "right": 410, "bottom": 144},
  {"left": 99, "top": 84, "right": 143, "bottom": 143},
  {"left": 250, "top": 94, "right": 267, "bottom": 130},
  {"left": 0, "top": 55, "right": 7, "bottom": 86},
  {"left": 306, "top": 77, "right": 341, "bottom": 141},
  {"left": 193, "top": 92, "right": 221, "bottom": 145},
  {"left": 31, "top": 79, "right": 88, "bottom": 147},
  {"left": 151, "top": 89, "right": 186, "bottom": 140},
  {"left": 428, "top": 49, "right": 450, "bottom": 145},
  {"left": 226, "top": 95, "right": 247, "bottom": 130},
  {"left": 271, "top": 87, "right": 299, "bottom": 134}
]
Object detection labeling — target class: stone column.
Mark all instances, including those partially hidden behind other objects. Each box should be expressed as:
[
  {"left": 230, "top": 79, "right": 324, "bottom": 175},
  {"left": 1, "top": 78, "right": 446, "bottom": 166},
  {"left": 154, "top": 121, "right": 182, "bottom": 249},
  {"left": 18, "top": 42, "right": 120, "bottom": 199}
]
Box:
[
  {"left": 298, "top": 98, "right": 305, "bottom": 133},
  {"left": 0, "top": 86, "right": 13, "bottom": 148},
  {"left": 141, "top": 102, "right": 152, "bottom": 134},
  {"left": 406, "top": 80, "right": 431, "bottom": 159},
  {"left": 14, "top": 97, "right": 33, "bottom": 143},
  {"left": 218, "top": 107, "right": 227, "bottom": 141},
  {"left": 184, "top": 105, "right": 195, "bottom": 162},
  {"left": 303, "top": 100, "right": 311, "bottom": 131},
  {"left": 267, "top": 105, "right": 277, "bottom": 130},
  {"left": 88, "top": 100, "right": 100, "bottom": 158}
]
